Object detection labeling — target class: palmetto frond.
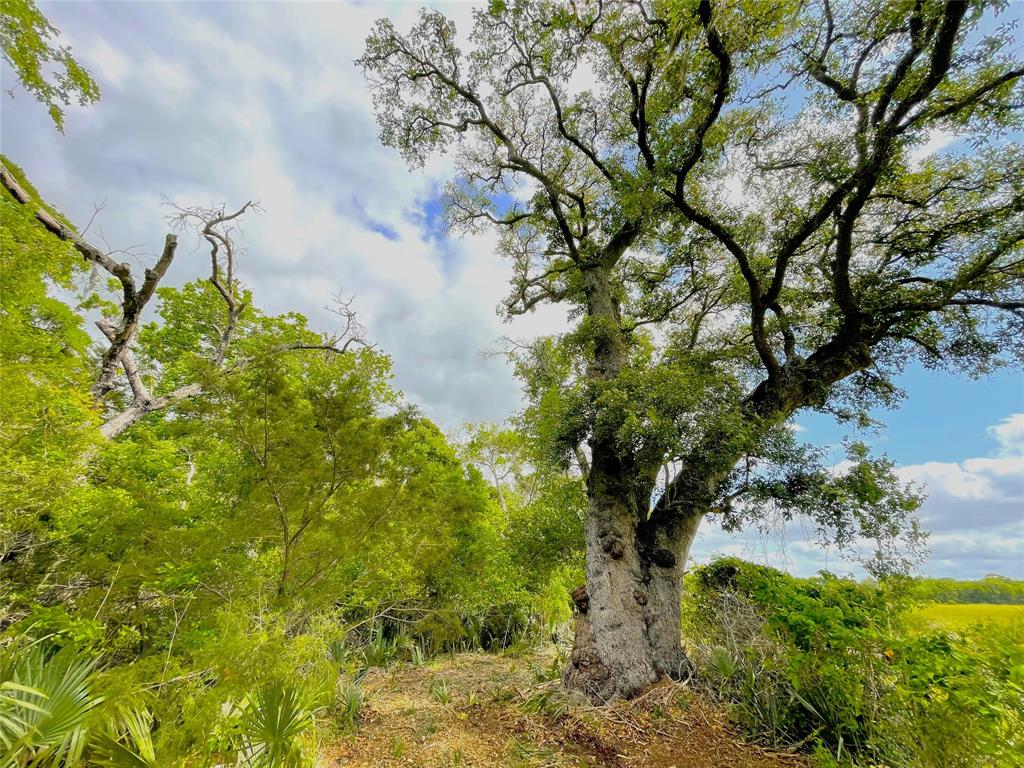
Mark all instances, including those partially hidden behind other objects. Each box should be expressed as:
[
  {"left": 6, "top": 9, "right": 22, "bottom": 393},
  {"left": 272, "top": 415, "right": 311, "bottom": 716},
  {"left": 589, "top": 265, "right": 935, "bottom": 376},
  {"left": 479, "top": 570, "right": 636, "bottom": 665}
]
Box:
[
  {"left": 0, "top": 641, "right": 101, "bottom": 768},
  {"left": 91, "top": 706, "right": 158, "bottom": 767},
  {"left": 238, "top": 682, "right": 315, "bottom": 768}
]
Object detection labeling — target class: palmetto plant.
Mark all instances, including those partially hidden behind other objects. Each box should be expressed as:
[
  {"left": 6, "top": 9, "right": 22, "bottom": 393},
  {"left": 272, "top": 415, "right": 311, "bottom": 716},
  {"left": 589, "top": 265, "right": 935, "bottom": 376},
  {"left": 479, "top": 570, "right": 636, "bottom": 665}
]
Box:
[
  {"left": 428, "top": 677, "right": 451, "bottom": 707},
  {"left": 358, "top": 625, "right": 408, "bottom": 670},
  {"left": 0, "top": 679, "right": 46, "bottom": 751},
  {"left": 238, "top": 682, "right": 316, "bottom": 768},
  {"left": 91, "top": 706, "right": 158, "bottom": 767},
  {"left": 0, "top": 640, "right": 101, "bottom": 768},
  {"left": 326, "top": 638, "right": 349, "bottom": 669},
  {"left": 336, "top": 683, "right": 361, "bottom": 734},
  {"left": 707, "top": 646, "right": 740, "bottom": 685}
]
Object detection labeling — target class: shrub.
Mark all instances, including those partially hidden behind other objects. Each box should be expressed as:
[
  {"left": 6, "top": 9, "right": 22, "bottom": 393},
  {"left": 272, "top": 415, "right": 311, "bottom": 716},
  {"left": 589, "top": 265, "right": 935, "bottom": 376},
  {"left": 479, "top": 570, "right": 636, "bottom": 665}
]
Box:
[
  {"left": 684, "top": 557, "right": 1024, "bottom": 768},
  {"left": 335, "top": 683, "right": 362, "bottom": 733},
  {"left": 238, "top": 682, "right": 319, "bottom": 768}
]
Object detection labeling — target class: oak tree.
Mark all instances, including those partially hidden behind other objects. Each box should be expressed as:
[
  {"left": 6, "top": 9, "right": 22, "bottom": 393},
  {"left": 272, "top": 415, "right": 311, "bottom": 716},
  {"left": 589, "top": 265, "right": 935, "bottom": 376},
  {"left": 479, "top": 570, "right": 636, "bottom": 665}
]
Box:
[{"left": 360, "top": 0, "right": 1024, "bottom": 699}]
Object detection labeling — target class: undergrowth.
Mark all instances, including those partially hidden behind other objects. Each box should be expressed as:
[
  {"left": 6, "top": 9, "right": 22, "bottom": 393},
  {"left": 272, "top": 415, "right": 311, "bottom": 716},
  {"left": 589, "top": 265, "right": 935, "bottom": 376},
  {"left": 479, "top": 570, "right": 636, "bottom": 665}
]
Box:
[{"left": 683, "top": 558, "right": 1024, "bottom": 768}]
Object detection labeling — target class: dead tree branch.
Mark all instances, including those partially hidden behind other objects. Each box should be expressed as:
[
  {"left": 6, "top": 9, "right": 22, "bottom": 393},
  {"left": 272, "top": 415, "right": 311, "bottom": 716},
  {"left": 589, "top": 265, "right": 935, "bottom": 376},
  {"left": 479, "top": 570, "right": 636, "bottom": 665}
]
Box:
[{"left": 2, "top": 165, "right": 370, "bottom": 440}]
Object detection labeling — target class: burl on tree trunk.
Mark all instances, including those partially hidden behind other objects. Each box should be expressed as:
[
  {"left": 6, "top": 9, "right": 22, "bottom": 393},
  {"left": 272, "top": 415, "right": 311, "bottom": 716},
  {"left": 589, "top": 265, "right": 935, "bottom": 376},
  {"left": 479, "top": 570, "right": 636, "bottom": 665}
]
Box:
[{"left": 563, "top": 483, "right": 703, "bottom": 701}]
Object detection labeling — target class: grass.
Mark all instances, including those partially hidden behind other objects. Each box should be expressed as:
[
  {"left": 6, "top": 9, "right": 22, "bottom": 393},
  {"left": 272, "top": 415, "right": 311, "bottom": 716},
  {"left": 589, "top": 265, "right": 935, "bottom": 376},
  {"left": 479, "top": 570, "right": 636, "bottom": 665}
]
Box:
[{"left": 909, "top": 602, "right": 1024, "bottom": 630}]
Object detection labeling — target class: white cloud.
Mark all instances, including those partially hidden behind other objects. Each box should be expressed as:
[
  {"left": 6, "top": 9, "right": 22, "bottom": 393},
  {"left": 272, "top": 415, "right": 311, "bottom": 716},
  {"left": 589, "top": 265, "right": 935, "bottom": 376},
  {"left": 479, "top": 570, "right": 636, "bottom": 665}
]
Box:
[
  {"left": 83, "top": 38, "right": 130, "bottom": 88},
  {"left": 138, "top": 56, "right": 195, "bottom": 103},
  {"left": 2, "top": 0, "right": 568, "bottom": 431},
  {"left": 908, "top": 128, "right": 957, "bottom": 166},
  {"left": 897, "top": 461, "right": 998, "bottom": 501},
  {"left": 989, "top": 413, "right": 1024, "bottom": 454},
  {"left": 895, "top": 413, "right": 1024, "bottom": 534},
  {"left": 690, "top": 413, "right": 1024, "bottom": 579}
]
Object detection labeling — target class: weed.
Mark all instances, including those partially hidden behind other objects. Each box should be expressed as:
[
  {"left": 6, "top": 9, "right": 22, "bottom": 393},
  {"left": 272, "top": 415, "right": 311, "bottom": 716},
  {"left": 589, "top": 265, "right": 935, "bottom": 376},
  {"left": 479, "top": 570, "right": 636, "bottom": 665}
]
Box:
[
  {"left": 390, "top": 735, "right": 407, "bottom": 758},
  {"left": 505, "top": 738, "right": 563, "bottom": 768},
  {"left": 489, "top": 683, "right": 518, "bottom": 706},
  {"left": 413, "top": 716, "right": 439, "bottom": 743},
  {"left": 336, "top": 682, "right": 362, "bottom": 732},
  {"left": 533, "top": 649, "right": 566, "bottom": 684},
  {"left": 521, "top": 686, "right": 573, "bottom": 722},
  {"left": 430, "top": 676, "right": 452, "bottom": 705},
  {"left": 410, "top": 643, "right": 427, "bottom": 667}
]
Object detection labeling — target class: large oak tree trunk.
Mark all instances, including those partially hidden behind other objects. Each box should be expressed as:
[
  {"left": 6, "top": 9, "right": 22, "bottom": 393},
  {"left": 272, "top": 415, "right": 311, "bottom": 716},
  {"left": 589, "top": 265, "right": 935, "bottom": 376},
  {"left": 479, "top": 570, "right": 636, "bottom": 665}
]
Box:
[
  {"left": 563, "top": 460, "right": 704, "bottom": 700},
  {"left": 564, "top": 261, "right": 713, "bottom": 699}
]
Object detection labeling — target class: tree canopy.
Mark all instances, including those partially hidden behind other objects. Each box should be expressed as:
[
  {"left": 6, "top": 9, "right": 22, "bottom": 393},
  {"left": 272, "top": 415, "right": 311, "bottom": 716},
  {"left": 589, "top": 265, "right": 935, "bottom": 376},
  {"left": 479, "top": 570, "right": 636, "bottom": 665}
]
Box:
[
  {"left": 360, "top": 0, "right": 1023, "bottom": 565},
  {"left": 360, "top": 0, "right": 1024, "bottom": 698}
]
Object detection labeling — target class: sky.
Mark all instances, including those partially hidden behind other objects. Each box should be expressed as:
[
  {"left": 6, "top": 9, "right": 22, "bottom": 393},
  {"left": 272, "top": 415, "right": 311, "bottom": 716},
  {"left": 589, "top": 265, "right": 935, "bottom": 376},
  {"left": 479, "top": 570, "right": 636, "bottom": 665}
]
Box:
[{"left": 1, "top": 1, "right": 1021, "bottom": 581}]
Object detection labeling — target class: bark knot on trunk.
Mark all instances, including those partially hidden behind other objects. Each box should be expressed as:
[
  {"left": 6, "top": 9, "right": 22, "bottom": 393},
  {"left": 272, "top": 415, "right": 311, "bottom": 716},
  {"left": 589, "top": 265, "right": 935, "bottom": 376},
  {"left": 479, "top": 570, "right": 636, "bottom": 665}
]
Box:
[
  {"left": 571, "top": 584, "right": 590, "bottom": 613},
  {"left": 600, "top": 535, "right": 625, "bottom": 559}
]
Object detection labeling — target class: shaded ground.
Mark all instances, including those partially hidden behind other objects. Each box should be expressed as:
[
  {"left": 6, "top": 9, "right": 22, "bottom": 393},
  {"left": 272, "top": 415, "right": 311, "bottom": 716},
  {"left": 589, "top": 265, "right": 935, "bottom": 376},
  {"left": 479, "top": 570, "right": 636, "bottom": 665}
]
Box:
[{"left": 323, "top": 650, "right": 809, "bottom": 768}]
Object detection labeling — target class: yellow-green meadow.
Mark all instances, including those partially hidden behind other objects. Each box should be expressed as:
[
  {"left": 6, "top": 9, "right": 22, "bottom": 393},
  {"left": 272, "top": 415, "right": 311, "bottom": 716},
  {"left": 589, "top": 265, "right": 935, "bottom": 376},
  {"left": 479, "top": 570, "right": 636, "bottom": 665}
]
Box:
[{"left": 910, "top": 602, "right": 1024, "bottom": 630}]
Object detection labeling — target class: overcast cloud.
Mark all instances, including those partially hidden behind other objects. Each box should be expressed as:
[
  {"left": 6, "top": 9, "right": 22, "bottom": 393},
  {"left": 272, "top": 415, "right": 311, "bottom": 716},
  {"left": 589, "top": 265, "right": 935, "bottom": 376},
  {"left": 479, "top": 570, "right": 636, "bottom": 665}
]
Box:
[{"left": 1, "top": 1, "right": 1020, "bottom": 579}]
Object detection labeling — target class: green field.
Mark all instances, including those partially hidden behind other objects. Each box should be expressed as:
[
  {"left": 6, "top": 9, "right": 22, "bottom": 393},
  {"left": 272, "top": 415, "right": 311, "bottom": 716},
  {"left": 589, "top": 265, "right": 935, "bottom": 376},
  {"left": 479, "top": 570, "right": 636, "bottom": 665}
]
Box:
[{"left": 910, "top": 602, "right": 1024, "bottom": 630}]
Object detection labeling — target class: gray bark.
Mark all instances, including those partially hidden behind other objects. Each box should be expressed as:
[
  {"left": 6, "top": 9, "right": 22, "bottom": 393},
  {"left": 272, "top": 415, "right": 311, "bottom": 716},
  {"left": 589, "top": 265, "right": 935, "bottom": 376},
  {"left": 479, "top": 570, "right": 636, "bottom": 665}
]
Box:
[
  {"left": 563, "top": 463, "right": 704, "bottom": 701},
  {"left": 562, "top": 254, "right": 708, "bottom": 700},
  {"left": 639, "top": 507, "right": 704, "bottom": 680}
]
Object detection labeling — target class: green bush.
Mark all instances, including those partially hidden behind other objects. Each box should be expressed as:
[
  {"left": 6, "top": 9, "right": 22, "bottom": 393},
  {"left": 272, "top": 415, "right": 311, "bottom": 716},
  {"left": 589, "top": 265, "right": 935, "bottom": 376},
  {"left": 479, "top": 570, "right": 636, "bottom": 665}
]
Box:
[{"left": 684, "top": 557, "right": 1024, "bottom": 768}]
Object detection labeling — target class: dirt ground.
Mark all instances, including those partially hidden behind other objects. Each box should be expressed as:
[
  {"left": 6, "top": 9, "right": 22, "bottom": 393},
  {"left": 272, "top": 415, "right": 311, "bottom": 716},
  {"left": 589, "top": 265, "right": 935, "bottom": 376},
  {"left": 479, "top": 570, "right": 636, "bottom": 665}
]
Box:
[{"left": 322, "top": 649, "right": 810, "bottom": 768}]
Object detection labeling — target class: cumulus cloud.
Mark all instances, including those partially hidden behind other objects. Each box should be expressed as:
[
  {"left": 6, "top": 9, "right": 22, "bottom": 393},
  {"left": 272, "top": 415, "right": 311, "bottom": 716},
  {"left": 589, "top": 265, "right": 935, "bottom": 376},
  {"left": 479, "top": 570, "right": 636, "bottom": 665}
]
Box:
[
  {"left": 1, "top": 0, "right": 565, "bottom": 429},
  {"left": 989, "top": 413, "right": 1024, "bottom": 453},
  {"left": 691, "top": 413, "right": 1024, "bottom": 579},
  {"left": 896, "top": 415, "right": 1024, "bottom": 532},
  {"left": 907, "top": 127, "right": 958, "bottom": 166}
]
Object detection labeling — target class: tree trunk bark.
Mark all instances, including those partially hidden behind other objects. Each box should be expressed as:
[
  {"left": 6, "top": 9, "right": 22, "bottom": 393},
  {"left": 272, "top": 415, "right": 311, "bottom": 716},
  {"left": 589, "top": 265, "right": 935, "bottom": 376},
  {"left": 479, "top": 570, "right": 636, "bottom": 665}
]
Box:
[
  {"left": 564, "top": 256, "right": 710, "bottom": 700},
  {"left": 638, "top": 507, "right": 704, "bottom": 680},
  {"left": 563, "top": 467, "right": 704, "bottom": 700}
]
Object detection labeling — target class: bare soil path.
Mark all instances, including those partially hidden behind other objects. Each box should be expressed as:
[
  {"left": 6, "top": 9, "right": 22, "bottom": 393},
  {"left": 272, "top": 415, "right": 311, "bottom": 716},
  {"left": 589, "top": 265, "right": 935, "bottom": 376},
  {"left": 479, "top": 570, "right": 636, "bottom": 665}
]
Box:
[{"left": 323, "top": 650, "right": 809, "bottom": 768}]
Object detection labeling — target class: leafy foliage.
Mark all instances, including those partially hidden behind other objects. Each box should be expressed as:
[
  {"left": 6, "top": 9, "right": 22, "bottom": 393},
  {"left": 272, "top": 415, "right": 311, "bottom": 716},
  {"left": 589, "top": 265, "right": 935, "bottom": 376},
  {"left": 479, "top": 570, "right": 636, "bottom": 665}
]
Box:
[
  {"left": 685, "top": 557, "right": 1024, "bottom": 767},
  {"left": 0, "top": 154, "right": 582, "bottom": 764},
  {"left": 0, "top": 0, "right": 99, "bottom": 131},
  {"left": 0, "top": 159, "right": 99, "bottom": 609}
]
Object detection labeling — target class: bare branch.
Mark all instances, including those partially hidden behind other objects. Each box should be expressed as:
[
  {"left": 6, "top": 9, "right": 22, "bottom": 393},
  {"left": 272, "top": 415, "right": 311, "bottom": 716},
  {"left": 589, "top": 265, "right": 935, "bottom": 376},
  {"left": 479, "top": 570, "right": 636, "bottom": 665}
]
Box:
[{"left": 1, "top": 161, "right": 179, "bottom": 398}]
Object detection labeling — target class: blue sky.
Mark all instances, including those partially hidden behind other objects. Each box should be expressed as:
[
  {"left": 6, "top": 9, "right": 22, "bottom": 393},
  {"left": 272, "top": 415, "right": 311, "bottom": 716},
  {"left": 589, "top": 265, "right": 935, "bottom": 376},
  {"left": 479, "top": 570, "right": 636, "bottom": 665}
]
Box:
[
  {"left": 1, "top": 1, "right": 1021, "bottom": 580},
  {"left": 799, "top": 366, "right": 1022, "bottom": 465}
]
